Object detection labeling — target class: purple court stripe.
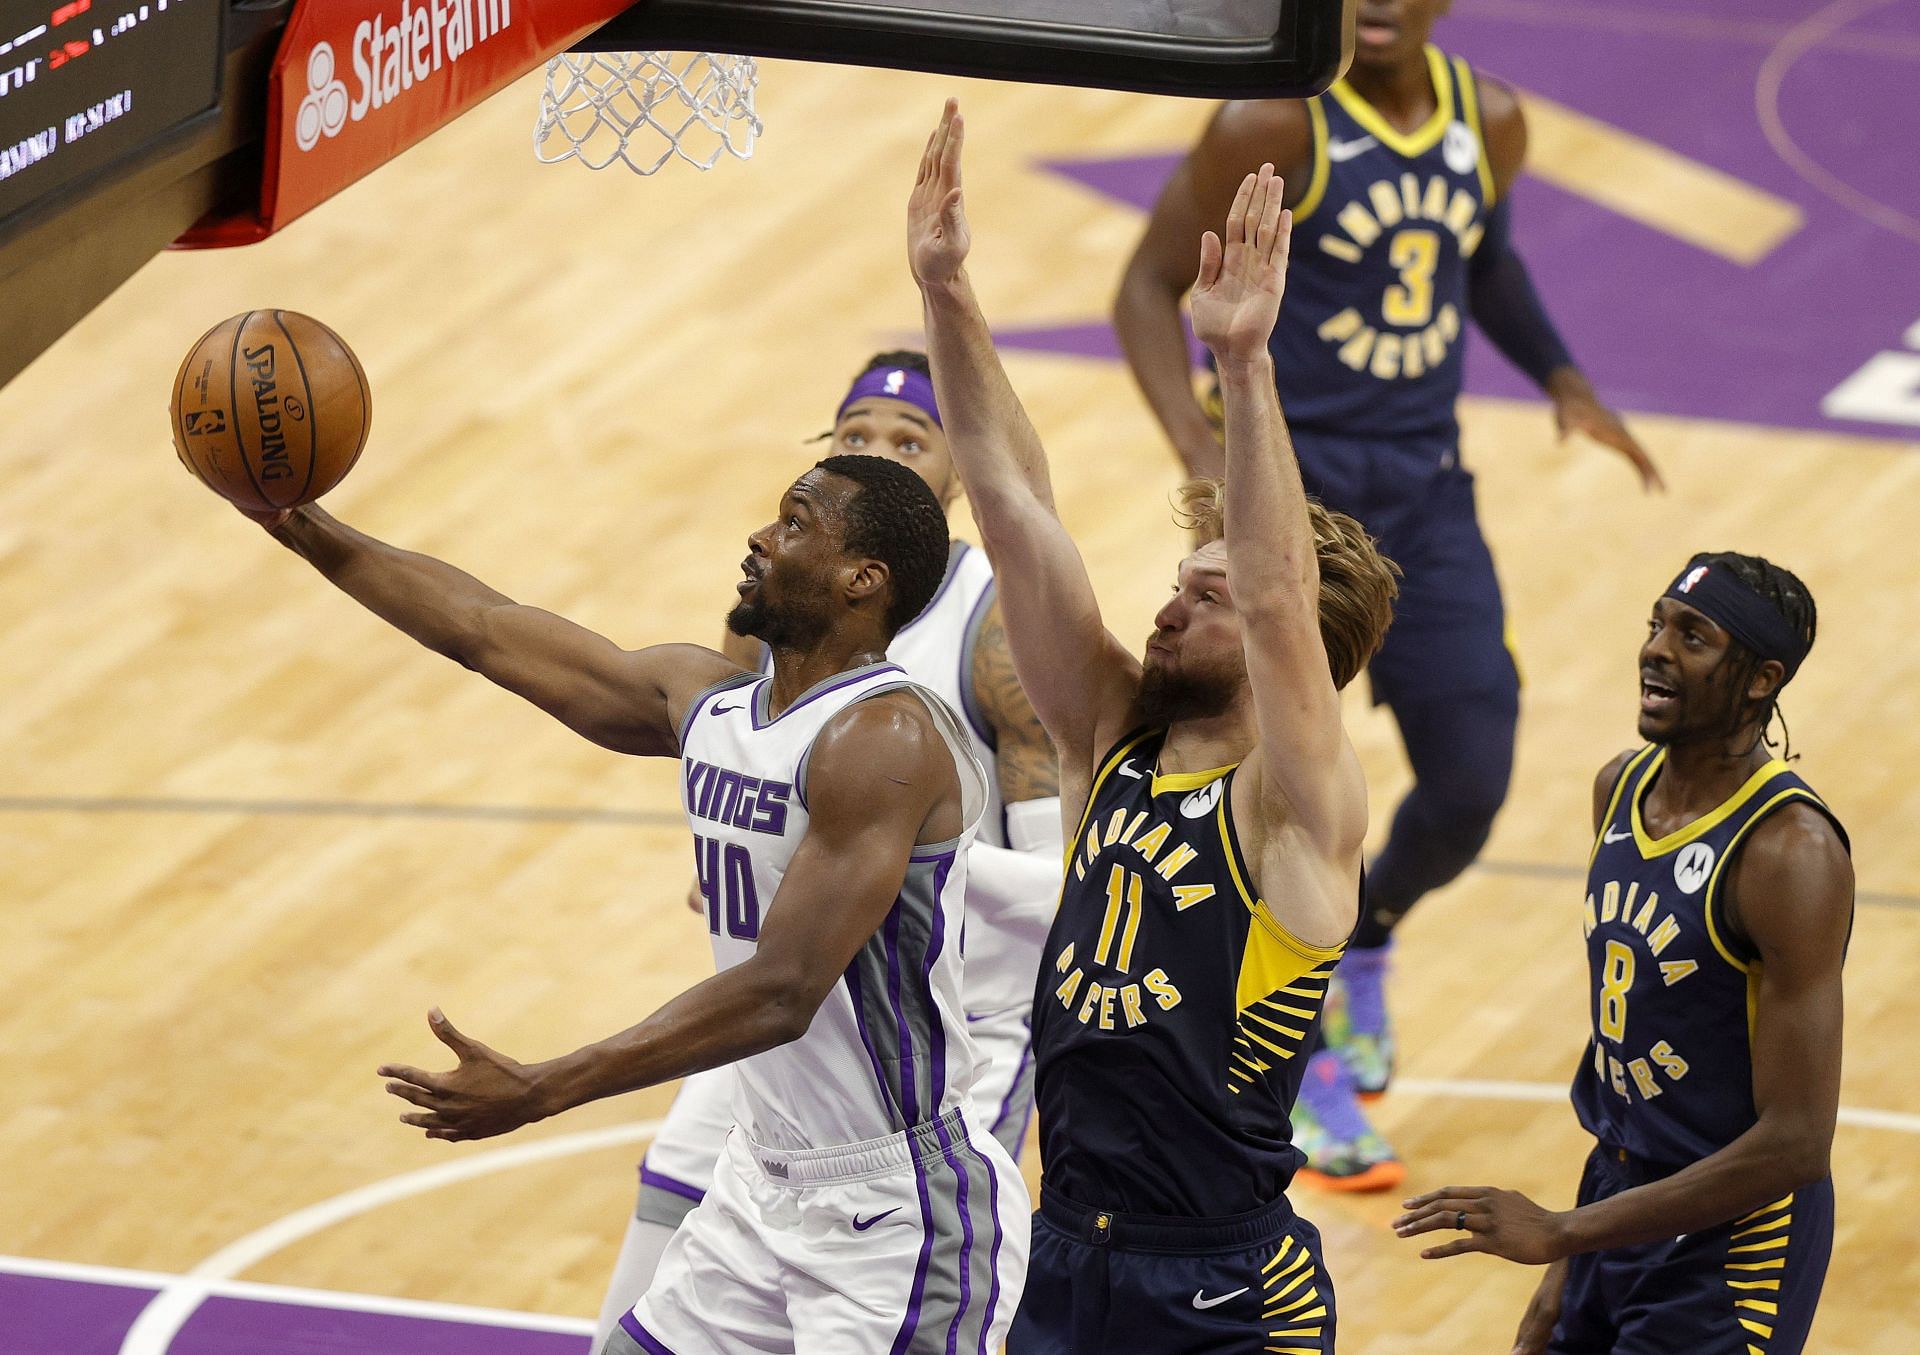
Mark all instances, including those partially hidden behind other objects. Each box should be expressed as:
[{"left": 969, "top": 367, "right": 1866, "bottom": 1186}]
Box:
[
  {"left": 933, "top": 1114, "right": 977, "bottom": 1355},
  {"left": 844, "top": 959, "right": 903, "bottom": 1121},
  {"left": 620, "top": 1309, "right": 678, "bottom": 1355},
  {"left": 750, "top": 663, "right": 904, "bottom": 730},
  {"left": 884, "top": 904, "right": 918, "bottom": 1125},
  {"left": 890, "top": 1146, "right": 938, "bottom": 1355},
  {"left": 637, "top": 1163, "right": 706, "bottom": 1206}
]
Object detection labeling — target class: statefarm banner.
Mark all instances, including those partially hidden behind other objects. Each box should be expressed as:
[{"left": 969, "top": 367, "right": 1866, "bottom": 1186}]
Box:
[{"left": 182, "top": 0, "right": 626, "bottom": 246}]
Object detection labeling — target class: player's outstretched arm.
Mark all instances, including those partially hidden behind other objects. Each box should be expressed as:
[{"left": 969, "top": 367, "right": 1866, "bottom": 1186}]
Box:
[
  {"left": 267, "top": 504, "right": 737, "bottom": 756},
  {"left": 379, "top": 694, "right": 959, "bottom": 1139},
  {"left": 1114, "top": 101, "right": 1312, "bottom": 479},
  {"left": 1197, "top": 166, "right": 1368, "bottom": 929},
  {"left": 908, "top": 100, "right": 1141, "bottom": 787},
  {"left": 1392, "top": 803, "right": 1853, "bottom": 1262},
  {"left": 1470, "top": 79, "right": 1663, "bottom": 493}
]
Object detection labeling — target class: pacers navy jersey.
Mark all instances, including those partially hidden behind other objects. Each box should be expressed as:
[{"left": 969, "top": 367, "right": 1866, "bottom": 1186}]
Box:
[
  {"left": 1032, "top": 729, "right": 1346, "bottom": 1218},
  {"left": 1571, "top": 747, "right": 1849, "bottom": 1168},
  {"left": 1270, "top": 45, "right": 1495, "bottom": 438}
]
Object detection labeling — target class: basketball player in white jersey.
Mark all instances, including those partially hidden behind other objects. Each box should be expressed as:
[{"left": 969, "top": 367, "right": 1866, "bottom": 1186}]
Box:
[
  {"left": 246, "top": 453, "right": 1030, "bottom": 1351},
  {"left": 598, "top": 351, "right": 1062, "bottom": 1341}
]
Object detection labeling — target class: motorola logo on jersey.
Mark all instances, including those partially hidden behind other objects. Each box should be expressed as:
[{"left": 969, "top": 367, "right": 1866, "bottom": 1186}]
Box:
[
  {"left": 1674, "top": 842, "right": 1715, "bottom": 894},
  {"left": 1442, "top": 121, "right": 1479, "bottom": 176},
  {"left": 1181, "top": 779, "right": 1225, "bottom": 819}
]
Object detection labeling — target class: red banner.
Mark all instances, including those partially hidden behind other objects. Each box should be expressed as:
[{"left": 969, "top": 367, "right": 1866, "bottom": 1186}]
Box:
[{"left": 182, "top": 0, "right": 627, "bottom": 246}]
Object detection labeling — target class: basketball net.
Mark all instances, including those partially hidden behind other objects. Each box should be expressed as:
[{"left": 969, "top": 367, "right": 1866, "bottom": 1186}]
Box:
[{"left": 533, "top": 51, "right": 760, "bottom": 175}]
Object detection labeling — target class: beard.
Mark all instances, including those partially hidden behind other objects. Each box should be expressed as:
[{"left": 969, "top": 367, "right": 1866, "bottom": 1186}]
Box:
[
  {"left": 1138, "top": 652, "right": 1242, "bottom": 725},
  {"left": 727, "top": 588, "right": 833, "bottom": 652}
]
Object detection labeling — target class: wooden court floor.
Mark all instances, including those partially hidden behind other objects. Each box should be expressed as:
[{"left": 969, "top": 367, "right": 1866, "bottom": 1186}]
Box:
[{"left": 3, "top": 59, "right": 1916, "bottom": 1354}]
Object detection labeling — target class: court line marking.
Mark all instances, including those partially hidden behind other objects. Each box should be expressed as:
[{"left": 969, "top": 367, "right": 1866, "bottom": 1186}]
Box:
[
  {"left": 1755, "top": 0, "right": 1920, "bottom": 249},
  {"left": 103, "top": 1078, "right": 1920, "bottom": 1354},
  {"left": 3, "top": 792, "right": 1915, "bottom": 912},
  {"left": 113, "top": 1119, "right": 658, "bottom": 1355},
  {"left": 0, "top": 1252, "right": 593, "bottom": 1334}
]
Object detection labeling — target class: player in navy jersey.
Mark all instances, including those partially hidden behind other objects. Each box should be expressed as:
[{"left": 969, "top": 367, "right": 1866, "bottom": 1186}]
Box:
[
  {"left": 910, "top": 101, "right": 1399, "bottom": 1353},
  {"left": 1115, "top": 0, "right": 1663, "bottom": 1187},
  {"left": 1394, "top": 552, "right": 1852, "bottom": 1355}
]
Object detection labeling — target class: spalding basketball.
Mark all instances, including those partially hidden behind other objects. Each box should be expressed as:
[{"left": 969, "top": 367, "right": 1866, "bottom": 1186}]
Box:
[{"left": 170, "top": 310, "right": 371, "bottom": 514}]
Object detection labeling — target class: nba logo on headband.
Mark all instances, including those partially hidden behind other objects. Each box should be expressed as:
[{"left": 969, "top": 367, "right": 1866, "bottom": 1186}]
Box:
[
  {"left": 885, "top": 370, "right": 907, "bottom": 395},
  {"left": 1677, "top": 566, "right": 1709, "bottom": 594}
]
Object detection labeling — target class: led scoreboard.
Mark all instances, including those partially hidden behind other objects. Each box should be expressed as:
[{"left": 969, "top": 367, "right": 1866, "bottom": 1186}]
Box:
[{"left": 0, "top": 0, "right": 222, "bottom": 224}]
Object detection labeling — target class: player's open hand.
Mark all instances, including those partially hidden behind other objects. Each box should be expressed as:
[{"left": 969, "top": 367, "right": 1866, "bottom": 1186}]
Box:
[
  {"left": 1190, "top": 164, "right": 1291, "bottom": 365},
  {"left": 378, "top": 1008, "right": 548, "bottom": 1142},
  {"left": 908, "top": 99, "right": 971, "bottom": 289},
  {"left": 1547, "top": 370, "right": 1665, "bottom": 492},
  {"left": 1393, "top": 1184, "right": 1571, "bottom": 1265}
]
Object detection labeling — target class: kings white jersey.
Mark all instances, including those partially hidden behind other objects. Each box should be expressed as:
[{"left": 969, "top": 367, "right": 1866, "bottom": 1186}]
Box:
[
  {"left": 755, "top": 541, "right": 1043, "bottom": 1018},
  {"left": 889, "top": 542, "right": 1004, "bottom": 848},
  {"left": 678, "top": 659, "right": 988, "bottom": 1152}
]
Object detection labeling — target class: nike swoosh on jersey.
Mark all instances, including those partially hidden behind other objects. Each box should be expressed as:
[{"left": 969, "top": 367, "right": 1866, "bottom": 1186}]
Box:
[
  {"left": 852, "top": 1207, "right": 902, "bottom": 1231},
  {"left": 712, "top": 703, "right": 742, "bottom": 715},
  {"left": 1325, "top": 135, "right": 1378, "bottom": 162},
  {"left": 1117, "top": 759, "right": 1144, "bottom": 779},
  {"left": 1191, "top": 1287, "right": 1249, "bottom": 1310},
  {"left": 1603, "top": 826, "right": 1633, "bottom": 843}
]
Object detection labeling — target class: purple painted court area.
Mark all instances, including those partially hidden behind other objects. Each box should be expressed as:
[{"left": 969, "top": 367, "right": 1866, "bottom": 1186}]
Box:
[
  {"left": 1, "top": 1268, "right": 590, "bottom": 1355},
  {"left": 1019, "top": 0, "right": 1920, "bottom": 438}
]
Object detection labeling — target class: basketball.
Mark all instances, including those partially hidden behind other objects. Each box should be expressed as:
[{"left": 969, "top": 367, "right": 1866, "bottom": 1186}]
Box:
[{"left": 169, "top": 310, "right": 371, "bottom": 514}]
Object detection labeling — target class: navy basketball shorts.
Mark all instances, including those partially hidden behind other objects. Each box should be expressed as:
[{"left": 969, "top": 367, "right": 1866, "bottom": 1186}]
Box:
[
  {"left": 1007, "top": 1191, "right": 1335, "bottom": 1355},
  {"left": 1289, "top": 427, "right": 1518, "bottom": 709},
  {"left": 1551, "top": 1146, "right": 1833, "bottom": 1355}
]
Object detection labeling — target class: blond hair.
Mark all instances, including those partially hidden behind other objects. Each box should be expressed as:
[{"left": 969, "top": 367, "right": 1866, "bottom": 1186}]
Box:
[{"left": 1174, "top": 477, "right": 1400, "bottom": 691}]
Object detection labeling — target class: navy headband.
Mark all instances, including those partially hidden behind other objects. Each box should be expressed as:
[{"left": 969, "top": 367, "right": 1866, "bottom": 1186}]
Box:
[
  {"left": 836, "top": 367, "right": 941, "bottom": 428},
  {"left": 1665, "top": 562, "right": 1809, "bottom": 682}
]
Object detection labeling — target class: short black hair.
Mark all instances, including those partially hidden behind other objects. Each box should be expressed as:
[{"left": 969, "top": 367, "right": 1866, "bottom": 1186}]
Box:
[
  {"left": 815, "top": 453, "right": 949, "bottom": 634},
  {"left": 858, "top": 349, "right": 930, "bottom": 379},
  {"left": 1683, "top": 550, "right": 1817, "bottom": 752}
]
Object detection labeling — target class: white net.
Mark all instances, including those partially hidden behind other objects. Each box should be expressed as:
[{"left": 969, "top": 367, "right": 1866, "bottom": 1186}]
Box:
[{"left": 533, "top": 51, "right": 761, "bottom": 175}]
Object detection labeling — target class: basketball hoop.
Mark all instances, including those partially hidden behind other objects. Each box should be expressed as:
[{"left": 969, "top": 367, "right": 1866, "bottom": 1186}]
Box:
[{"left": 533, "top": 51, "right": 760, "bottom": 175}]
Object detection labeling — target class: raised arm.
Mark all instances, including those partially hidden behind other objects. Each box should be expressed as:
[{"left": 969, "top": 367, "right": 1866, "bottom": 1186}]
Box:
[
  {"left": 1114, "top": 100, "right": 1313, "bottom": 479},
  {"left": 379, "top": 693, "right": 962, "bottom": 1138},
  {"left": 907, "top": 101, "right": 1140, "bottom": 793},
  {"left": 1395, "top": 803, "right": 1853, "bottom": 1262},
  {"left": 1194, "top": 167, "right": 1369, "bottom": 879},
  {"left": 267, "top": 504, "right": 738, "bottom": 755}
]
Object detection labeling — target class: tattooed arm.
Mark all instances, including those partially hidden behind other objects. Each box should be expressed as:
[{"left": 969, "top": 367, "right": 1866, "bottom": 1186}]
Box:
[{"left": 971, "top": 596, "right": 1060, "bottom": 810}]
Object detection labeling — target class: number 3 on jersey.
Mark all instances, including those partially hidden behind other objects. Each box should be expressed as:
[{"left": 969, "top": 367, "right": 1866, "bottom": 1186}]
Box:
[
  {"left": 695, "top": 835, "right": 760, "bottom": 940},
  {"left": 1383, "top": 228, "right": 1439, "bottom": 327}
]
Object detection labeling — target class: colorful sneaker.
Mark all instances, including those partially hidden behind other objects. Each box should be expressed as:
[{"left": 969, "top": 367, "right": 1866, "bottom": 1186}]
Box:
[
  {"left": 1326, "top": 942, "right": 1395, "bottom": 1100},
  {"left": 1290, "top": 1048, "right": 1405, "bottom": 1193}
]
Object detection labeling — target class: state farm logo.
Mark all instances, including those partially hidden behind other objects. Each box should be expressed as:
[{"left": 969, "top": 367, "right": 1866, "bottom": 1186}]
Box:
[
  {"left": 296, "top": 43, "right": 350, "bottom": 151},
  {"left": 290, "top": 1, "right": 517, "bottom": 154}
]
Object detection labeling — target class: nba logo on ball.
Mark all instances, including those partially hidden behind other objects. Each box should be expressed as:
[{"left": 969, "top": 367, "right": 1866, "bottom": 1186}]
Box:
[{"left": 1674, "top": 842, "right": 1715, "bottom": 894}]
